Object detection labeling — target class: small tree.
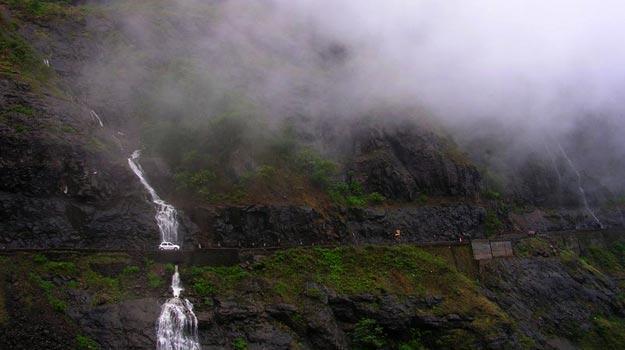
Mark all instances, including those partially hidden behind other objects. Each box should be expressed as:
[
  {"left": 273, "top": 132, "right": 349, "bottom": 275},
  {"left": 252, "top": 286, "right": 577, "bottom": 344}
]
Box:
[{"left": 352, "top": 318, "right": 386, "bottom": 349}]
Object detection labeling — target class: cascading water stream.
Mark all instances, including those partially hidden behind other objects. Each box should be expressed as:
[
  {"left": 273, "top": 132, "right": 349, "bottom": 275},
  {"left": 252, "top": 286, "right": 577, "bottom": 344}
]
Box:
[
  {"left": 543, "top": 142, "right": 563, "bottom": 185},
  {"left": 556, "top": 143, "right": 604, "bottom": 228},
  {"left": 128, "top": 150, "right": 180, "bottom": 243},
  {"left": 156, "top": 266, "right": 201, "bottom": 350},
  {"left": 128, "top": 151, "right": 197, "bottom": 348},
  {"left": 90, "top": 110, "right": 104, "bottom": 127}
]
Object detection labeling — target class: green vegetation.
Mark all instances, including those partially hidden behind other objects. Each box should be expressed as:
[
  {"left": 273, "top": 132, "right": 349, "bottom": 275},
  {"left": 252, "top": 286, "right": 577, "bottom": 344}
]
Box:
[
  {"left": 398, "top": 330, "right": 427, "bottom": 350},
  {"left": 352, "top": 318, "right": 386, "bottom": 349},
  {"left": 75, "top": 334, "right": 100, "bottom": 350},
  {"left": 32, "top": 253, "right": 48, "bottom": 264},
  {"left": 578, "top": 316, "right": 625, "bottom": 349},
  {"left": 484, "top": 210, "right": 503, "bottom": 237},
  {"left": 156, "top": 107, "right": 383, "bottom": 206},
  {"left": 416, "top": 193, "right": 428, "bottom": 205},
  {"left": 45, "top": 261, "right": 78, "bottom": 275},
  {"left": 2, "top": 104, "right": 34, "bottom": 116},
  {"left": 328, "top": 180, "right": 385, "bottom": 207},
  {"left": 178, "top": 244, "right": 510, "bottom": 342},
  {"left": 515, "top": 237, "right": 553, "bottom": 257},
  {"left": 189, "top": 266, "right": 248, "bottom": 298},
  {"left": 482, "top": 190, "right": 502, "bottom": 201},
  {"left": 29, "top": 272, "right": 67, "bottom": 313},
  {"left": 3, "top": 0, "right": 83, "bottom": 20},
  {"left": 232, "top": 337, "right": 248, "bottom": 350},
  {"left": 60, "top": 124, "right": 77, "bottom": 133},
  {"left": 148, "top": 272, "right": 163, "bottom": 288},
  {"left": 0, "top": 17, "right": 55, "bottom": 88},
  {"left": 122, "top": 265, "right": 140, "bottom": 275}
]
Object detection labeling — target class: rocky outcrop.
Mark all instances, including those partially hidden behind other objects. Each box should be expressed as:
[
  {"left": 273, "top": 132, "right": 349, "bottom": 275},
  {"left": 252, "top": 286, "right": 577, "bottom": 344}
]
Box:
[
  {"left": 0, "top": 76, "right": 162, "bottom": 249},
  {"left": 482, "top": 257, "right": 625, "bottom": 347},
  {"left": 189, "top": 203, "right": 486, "bottom": 247},
  {"left": 508, "top": 207, "right": 625, "bottom": 233},
  {"left": 190, "top": 290, "right": 513, "bottom": 349},
  {"left": 347, "top": 121, "right": 482, "bottom": 201},
  {"left": 72, "top": 298, "right": 161, "bottom": 349},
  {"left": 345, "top": 204, "right": 485, "bottom": 243}
]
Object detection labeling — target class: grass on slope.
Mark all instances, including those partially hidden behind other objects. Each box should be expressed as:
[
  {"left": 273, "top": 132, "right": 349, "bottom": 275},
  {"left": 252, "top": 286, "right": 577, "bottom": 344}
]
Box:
[
  {"left": 187, "top": 245, "right": 510, "bottom": 337},
  {"left": 2, "top": 0, "right": 84, "bottom": 20}
]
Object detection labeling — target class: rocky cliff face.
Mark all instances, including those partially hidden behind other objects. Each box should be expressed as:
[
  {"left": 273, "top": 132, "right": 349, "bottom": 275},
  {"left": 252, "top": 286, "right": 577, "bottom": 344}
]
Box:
[
  {"left": 347, "top": 122, "right": 482, "bottom": 201},
  {"left": 0, "top": 75, "right": 163, "bottom": 249},
  {"left": 187, "top": 203, "right": 485, "bottom": 248},
  {"left": 3, "top": 242, "right": 625, "bottom": 350}
]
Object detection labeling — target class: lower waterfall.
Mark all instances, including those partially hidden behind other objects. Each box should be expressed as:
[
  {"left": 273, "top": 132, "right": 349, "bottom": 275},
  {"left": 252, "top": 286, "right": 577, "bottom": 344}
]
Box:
[{"left": 156, "top": 266, "right": 201, "bottom": 350}]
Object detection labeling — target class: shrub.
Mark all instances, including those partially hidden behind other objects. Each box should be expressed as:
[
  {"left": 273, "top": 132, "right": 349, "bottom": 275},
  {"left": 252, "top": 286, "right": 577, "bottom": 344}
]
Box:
[
  {"left": 352, "top": 318, "right": 386, "bottom": 350},
  {"left": 122, "top": 266, "right": 140, "bottom": 274},
  {"left": 484, "top": 211, "right": 502, "bottom": 237},
  {"left": 76, "top": 335, "right": 100, "bottom": 350},
  {"left": 5, "top": 104, "right": 34, "bottom": 116},
  {"left": 193, "top": 279, "right": 215, "bottom": 296},
  {"left": 45, "top": 261, "right": 78, "bottom": 275},
  {"left": 367, "top": 192, "right": 385, "bottom": 205},
  {"left": 49, "top": 297, "right": 67, "bottom": 313},
  {"left": 148, "top": 272, "right": 163, "bottom": 288},
  {"left": 233, "top": 337, "right": 248, "bottom": 350},
  {"left": 586, "top": 246, "right": 621, "bottom": 272},
  {"left": 515, "top": 237, "right": 552, "bottom": 257},
  {"left": 257, "top": 165, "right": 277, "bottom": 179},
  {"left": 398, "top": 329, "right": 427, "bottom": 350},
  {"left": 32, "top": 254, "right": 48, "bottom": 264},
  {"left": 329, "top": 181, "right": 382, "bottom": 207},
  {"left": 483, "top": 190, "right": 502, "bottom": 200},
  {"left": 296, "top": 149, "right": 336, "bottom": 188},
  {"left": 416, "top": 193, "right": 428, "bottom": 204}
]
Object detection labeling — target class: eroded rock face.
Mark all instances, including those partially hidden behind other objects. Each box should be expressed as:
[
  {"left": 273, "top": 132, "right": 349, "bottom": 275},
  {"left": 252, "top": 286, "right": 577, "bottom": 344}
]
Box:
[
  {"left": 190, "top": 203, "right": 486, "bottom": 248},
  {"left": 481, "top": 258, "right": 625, "bottom": 347},
  {"left": 508, "top": 207, "right": 625, "bottom": 233},
  {"left": 347, "top": 122, "right": 482, "bottom": 201},
  {"left": 0, "top": 78, "right": 160, "bottom": 249},
  {"left": 73, "top": 298, "right": 161, "bottom": 349}
]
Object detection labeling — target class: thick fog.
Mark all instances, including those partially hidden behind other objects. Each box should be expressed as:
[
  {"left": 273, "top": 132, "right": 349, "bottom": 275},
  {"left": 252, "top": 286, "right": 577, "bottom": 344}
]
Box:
[
  {"left": 84, "top": 0, "right": 625, "bottom": 195},
  {"left": 203, "top": 0, "right": 625, "bottom": 131}
]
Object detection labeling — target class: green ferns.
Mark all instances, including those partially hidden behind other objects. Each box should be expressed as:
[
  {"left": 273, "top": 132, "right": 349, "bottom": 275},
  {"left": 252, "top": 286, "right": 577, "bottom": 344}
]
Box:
[{"left": 329, "top": 180, "right": 385, "bottom": 207}]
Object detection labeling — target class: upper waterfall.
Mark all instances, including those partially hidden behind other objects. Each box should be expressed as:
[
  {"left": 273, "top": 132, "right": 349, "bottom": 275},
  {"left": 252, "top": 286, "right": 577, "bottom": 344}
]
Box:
[{"left": 128, "top": 150, "right": 180, "bottom": 244}]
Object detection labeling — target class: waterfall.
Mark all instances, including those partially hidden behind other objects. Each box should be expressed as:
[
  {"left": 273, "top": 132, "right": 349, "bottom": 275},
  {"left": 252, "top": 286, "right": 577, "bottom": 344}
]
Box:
[
  {"left": 90, "top": 110, "right": 104, "bottom": 127},
  {"left": 128, "top": 150, "right": 180, "bottom": 243},
  {"left": 556, "top": 143, "right": 604, "bottom": 228},
  {"left": 156, "top": 266, "right": 201, "bottom": 350},
  {"left": 544, "top": 142, "right": 563, "bottom": 185}
]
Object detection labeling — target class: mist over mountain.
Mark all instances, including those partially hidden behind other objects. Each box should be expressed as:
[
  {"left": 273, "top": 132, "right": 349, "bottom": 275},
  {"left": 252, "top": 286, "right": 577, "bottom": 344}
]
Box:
[
  {"left": 3, "top": 1, "right": 625, "bottom": 349},
  {"left": 75, "top": 0, "right": 625, "bottom": 201}
]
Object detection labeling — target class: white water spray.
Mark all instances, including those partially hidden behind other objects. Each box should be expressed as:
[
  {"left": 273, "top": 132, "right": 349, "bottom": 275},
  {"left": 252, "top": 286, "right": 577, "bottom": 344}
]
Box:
[
  {"left": 544, "top": 143, "right": 563, "bottom": 186},
  {"left": 557, "top": 143, "right": 604, "bottom": 229},
  {"left": 128, "top": 150, "right": 180, "bottom": 243},
  {"left": 156, "top": 266, "right": 201, "bottom": 350},
  {"left": 90, "top": 110, "right": 104, "bottom": 127}
]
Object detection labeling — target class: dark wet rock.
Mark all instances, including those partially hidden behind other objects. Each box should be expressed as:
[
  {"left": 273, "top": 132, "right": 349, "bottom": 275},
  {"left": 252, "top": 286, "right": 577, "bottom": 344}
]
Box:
[
  {"left": 197, "top": 203, "right": 486, "bottom": 248},
  {"left": 71, "top": 298, "right": 161, "bottom": 349},
  {"left": 347, "top": 122, "right": 482, "bottom": 201},
  {"left": 509, "top": 207, "right": 625, "bottom": 234},
  {"left": 481, "top": 258, "right": 625, "bottom": 347}
]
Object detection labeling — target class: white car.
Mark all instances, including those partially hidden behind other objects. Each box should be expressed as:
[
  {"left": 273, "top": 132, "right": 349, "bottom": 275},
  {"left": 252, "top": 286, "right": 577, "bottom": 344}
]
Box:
[{"left": 159, "top": 242, "right": 180, "bottom": 251}]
